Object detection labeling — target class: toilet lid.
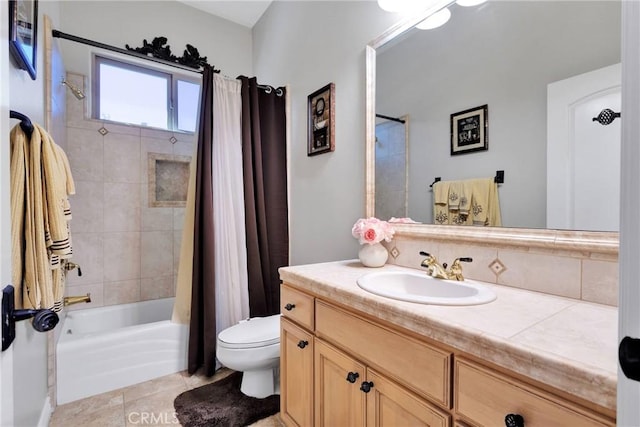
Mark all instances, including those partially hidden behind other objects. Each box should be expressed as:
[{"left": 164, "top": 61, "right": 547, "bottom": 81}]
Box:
[{"left": 217, "top": 314, "right": 281, "bottom": 349}]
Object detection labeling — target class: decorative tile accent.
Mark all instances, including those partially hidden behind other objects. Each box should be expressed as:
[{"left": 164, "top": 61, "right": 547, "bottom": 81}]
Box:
[
  {"left": 489, "top": 258, "right": 507, "bottom": 275},
  {"left": 98, "top": 126, "right": 109, "bottom": 135},
  {"left": 390, "top": 246, "right": 400, "bottom": 259},
  {"left": 169, "top": 136, "right": 178, "bottom": 144}
]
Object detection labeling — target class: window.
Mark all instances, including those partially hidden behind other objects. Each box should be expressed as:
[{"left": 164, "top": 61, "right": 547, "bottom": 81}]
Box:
[{"left": 94, "top": 56, "right": 200, "bottom": 133}]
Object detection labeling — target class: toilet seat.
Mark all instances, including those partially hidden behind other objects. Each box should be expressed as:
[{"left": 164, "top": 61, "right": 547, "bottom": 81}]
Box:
[{"left": 217, "top": 314, "right": 280, "bottom": 349}]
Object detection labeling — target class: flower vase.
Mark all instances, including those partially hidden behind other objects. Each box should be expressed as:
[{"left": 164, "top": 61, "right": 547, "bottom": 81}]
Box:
[{"left": 358, "top": 242, "right": 388, "bottom": 267}]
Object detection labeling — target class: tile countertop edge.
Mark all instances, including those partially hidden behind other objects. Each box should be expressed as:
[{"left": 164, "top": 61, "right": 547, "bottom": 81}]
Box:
[{"left": 279, "top": 261, "right": 617, "bottom": 412}]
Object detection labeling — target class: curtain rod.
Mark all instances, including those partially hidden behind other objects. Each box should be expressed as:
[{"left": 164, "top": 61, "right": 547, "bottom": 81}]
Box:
[
  {"left": 52, "top": 29, "right": 212, "bottom": 74},
  {"left": 52, "top": 29, "right": 284, "bottom": 96},
  {"left": 376, "top": 113, "right": 406, "bottom": 124}
]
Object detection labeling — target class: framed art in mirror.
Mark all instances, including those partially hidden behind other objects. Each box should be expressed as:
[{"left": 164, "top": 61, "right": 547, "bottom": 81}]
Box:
[
  {"left": 9, "top": 0, "right": 38, "bottom": 80},
  {"left": 451, "top": 104, "right": 488, "bottom": 155},
  {"left": 307, "top": 83, "right": 335, "bottom": 156}
]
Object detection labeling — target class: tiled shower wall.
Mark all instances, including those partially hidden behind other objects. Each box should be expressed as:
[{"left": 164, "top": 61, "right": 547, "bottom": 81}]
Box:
[
  {"left": 63, "top": 72, "right": 195, "bottom": 310},
  {"left": 375, "top": 120, "right": 407, "bottom": 221}
]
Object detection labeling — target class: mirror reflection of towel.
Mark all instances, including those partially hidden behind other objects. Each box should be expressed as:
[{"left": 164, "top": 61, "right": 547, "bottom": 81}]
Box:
[
  {"left": 470, "top": 178, "right": 501, "bottom": 227},
  {"left": 433, "top": 181, "right": 450, "bottom": 224},
  {"left": 432, "top": 178, "right": 501, "bottom": 226}
]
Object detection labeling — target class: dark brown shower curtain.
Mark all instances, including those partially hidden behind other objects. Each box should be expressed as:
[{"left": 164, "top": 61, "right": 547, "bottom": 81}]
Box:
[
  {"left": 239, "top": 76, "right": 289, "bottom": 317},
  {"left": 188, "top": 65, "right": 216, "bottom": 375}
]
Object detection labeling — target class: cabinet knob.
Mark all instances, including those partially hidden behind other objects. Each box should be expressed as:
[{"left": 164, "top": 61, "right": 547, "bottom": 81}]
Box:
[
  {"left": 284, "top": 303, "right": 296, "bottom": 311},
  {"left": 505, "top": 414, "right": 524, "bottom": 427},
  {"left": 297, "top": 340, "right": 309, "bottom": 349},
  {"left": 360, "top": 381, "right": 374, "bottom": 393},
  {"left": 346, "top": 372, "right": 360, "bottom": 383}
]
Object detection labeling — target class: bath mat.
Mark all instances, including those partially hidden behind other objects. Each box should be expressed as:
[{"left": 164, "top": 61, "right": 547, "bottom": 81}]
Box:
[{"left": 174, "top": 371, "right": 280, "bottom": 427}]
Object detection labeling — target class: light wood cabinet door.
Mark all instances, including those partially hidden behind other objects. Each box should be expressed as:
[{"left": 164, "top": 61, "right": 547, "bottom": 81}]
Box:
[
  {"left": 315, "top": 338, "right": 367, "bottom": 427},
  {"left": 281, "top": 318, "right": 314, "bottom": 427},
  {"left": 366, "top": 369, "right": 450, "bottom": 427}
]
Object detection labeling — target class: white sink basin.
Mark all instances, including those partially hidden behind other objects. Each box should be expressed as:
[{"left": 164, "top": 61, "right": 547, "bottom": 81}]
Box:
[{"left": 356, "top": 271, "right": 497, "bottom": 306}]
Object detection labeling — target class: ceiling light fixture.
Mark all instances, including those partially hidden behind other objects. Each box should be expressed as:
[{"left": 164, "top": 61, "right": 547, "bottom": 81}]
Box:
[
  {"left": 416, "top": 7, "right": 451, "bottom": 30},
  {"left": 456, "top": 0, "right": 487, "bottom": 7},
  {"left": 377, "top": 0, "right": 426, "bottom": 14}
]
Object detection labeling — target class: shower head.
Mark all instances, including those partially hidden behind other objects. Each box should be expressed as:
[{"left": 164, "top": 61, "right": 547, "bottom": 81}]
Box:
[{"left": 62, "top": 79, "right": 86, "bottom": 100}]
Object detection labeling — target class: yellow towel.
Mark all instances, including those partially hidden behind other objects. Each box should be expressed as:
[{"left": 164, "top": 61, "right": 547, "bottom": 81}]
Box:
[
  {"left": 470, "top": 178, "right": 501, "bottom": 226},
  {"left": 448, "top": 181, "right": 463, "bottom": 212},
  {"left": 10, "top": 123, "right": 75, "bottom": 310},
  {"left": 449, "top": 180, "right": 473, "bottom": 225},
  {"left": 432, "top": 181, "right": 450, "bottom": 224}
]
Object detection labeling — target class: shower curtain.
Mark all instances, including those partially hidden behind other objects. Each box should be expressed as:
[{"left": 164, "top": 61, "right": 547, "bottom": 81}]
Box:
[
  {"left": 173, "top": 66, "right": 250, "bottom": 375},
  {"left": 238, "top": 76, "right": 289, "bottom": 317},
  {"left": 173, "top": 68, "right": 288, "bottom": 375}
]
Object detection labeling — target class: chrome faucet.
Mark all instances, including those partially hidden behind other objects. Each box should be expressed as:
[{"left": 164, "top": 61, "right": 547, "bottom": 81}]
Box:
[{"left": 419, "top": 251, "right": 473, "bottom": 281}]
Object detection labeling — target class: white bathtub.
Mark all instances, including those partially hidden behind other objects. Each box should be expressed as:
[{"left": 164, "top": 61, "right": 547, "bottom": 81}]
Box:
[{"left": 56, "top": 298, "right": 188, "bottom": 404}]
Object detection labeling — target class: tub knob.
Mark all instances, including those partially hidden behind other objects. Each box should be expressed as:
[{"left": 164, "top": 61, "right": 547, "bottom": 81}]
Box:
[{"left": 65, "top": 262, "right": 82, "bottom": 277}]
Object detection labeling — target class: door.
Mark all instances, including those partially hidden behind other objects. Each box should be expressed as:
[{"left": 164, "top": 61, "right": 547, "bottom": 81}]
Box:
[
  {"left": 315, "top": 339, "right": 366, "bottom": 427},
  {"left": 547, "top": 63, "right": 621, "bottom": 231},
  {"left": 618, "top": 1, "right": 640, "bottom": 424},
  {"left": 1, "top": 1, "right": 15, "bottom": 424}
]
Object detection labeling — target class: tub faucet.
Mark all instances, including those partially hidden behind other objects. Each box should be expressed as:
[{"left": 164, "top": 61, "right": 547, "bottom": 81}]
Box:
[
  {"left": 63, "top": 293, "right": 91, "bottom": 306},
  {"left": 419, "top": 251, "right": 473, "bottom": 281}
]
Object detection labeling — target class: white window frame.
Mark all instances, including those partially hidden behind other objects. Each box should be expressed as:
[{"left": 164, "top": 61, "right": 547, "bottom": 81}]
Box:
[{"left": 92, "top": 54, "right": 200, "bottom": 133}]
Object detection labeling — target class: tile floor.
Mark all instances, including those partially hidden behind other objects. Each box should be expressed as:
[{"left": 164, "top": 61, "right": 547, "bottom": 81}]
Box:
[{"left": 49, "top": 368, "right": 283, "bottom": 427}]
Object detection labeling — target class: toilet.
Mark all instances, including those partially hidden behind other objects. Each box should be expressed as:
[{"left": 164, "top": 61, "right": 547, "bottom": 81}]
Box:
[{"left": 216, "top": 314, "right": 281, "bottom": 398}]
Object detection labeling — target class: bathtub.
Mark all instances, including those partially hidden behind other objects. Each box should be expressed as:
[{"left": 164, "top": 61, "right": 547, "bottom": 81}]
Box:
[{"left": 56, "top": 298, "right": 188, "bottom": 404}]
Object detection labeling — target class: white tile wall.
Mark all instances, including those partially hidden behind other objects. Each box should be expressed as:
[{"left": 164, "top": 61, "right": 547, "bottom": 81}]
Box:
[{"left": 64, "top": 72, "right": 194, "bottom": 308}]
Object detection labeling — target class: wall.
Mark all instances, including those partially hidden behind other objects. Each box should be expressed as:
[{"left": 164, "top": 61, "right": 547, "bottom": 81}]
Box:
[
  {"left": 376, "top": 1, "right": 620, "bottom": 228},
  {"left": 252, "top": 1, "right": 399, "bottom": 265}
]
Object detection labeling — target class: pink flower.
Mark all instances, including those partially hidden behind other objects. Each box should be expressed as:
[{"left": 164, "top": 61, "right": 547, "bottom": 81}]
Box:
[{"left": 352, "top": 217, "right": 395, "bottom": 245}]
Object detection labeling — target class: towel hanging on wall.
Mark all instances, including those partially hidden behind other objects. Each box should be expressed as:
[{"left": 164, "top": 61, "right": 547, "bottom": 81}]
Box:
[{"left": 10, "top": 121, "right": 75, "bottom": 311}]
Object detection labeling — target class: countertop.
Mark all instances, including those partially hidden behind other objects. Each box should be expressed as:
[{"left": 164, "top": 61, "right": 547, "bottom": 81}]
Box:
[{"left": 279, "top": 260, "right": 618, "bottom": 411}]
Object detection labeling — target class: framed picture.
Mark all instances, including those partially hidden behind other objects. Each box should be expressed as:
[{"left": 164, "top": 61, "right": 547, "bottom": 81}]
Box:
[
  {"left": 450, "top": 104, "right": 488, "bottom": 155},
  {"left": 9, "top": 0, "right": 38, "bottom": 80},
  {"left": 307, "top": 83, "right": 335, "bottom": 156}
]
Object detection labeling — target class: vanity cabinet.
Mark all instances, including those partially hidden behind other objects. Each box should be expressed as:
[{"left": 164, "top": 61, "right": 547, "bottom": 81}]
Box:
[{"left": 280, "top": 281, "right": 615, "bottom": 427}]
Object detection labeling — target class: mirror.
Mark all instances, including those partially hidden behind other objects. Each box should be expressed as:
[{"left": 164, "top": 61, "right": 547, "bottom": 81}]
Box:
[
  {"left": 9, "top": 0, "right": 38, "bottom": 80},
  {"left": 368, "top": 0, "right": 621, "bottom": 232}
]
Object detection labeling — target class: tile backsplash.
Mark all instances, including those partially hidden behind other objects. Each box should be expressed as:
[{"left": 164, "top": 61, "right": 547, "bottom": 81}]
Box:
[{"left": 385, "top": 230, "right": 619, "bottom": 307}]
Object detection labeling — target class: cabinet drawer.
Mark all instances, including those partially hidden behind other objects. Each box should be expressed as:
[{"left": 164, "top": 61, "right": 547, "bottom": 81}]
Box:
[
  {"left": 281, "top": 284, "right": 315, "bottom": 331},
  {"left": 454, "top": 358, "right": 613, "bottom": 427},
  {"left": 316, "top": 301, "right": 452, "bottom": 408}
]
